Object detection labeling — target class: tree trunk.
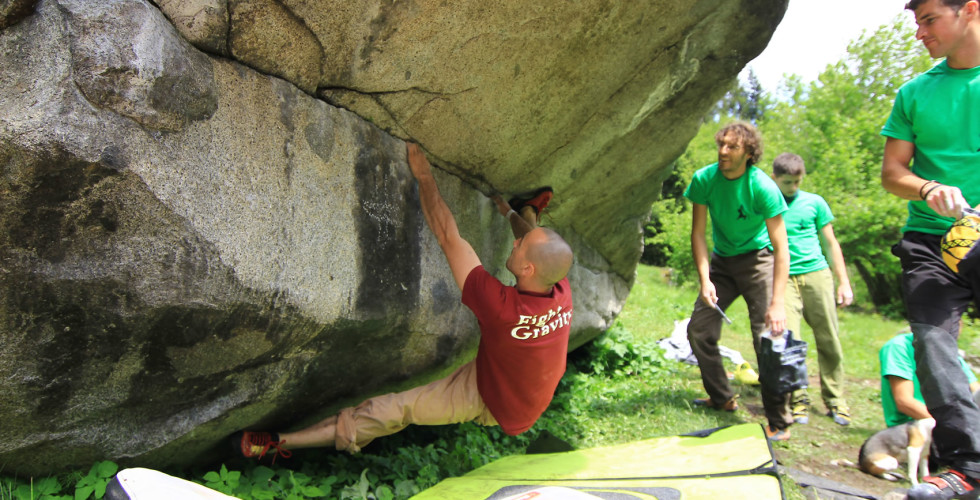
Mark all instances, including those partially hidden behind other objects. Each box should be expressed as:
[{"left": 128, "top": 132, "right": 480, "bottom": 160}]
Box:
[{"left": 854, "top": 258, "right": 905, "bottom": 317}]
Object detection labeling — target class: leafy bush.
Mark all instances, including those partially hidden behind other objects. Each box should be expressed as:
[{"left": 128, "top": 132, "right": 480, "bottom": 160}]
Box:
[
  {"left": 74, "top": 461, "right": 117, "bottom": 500},
  {"left": 0, "top": 476, "right": 69, "bottom": 500},
  {"left": 0, "top": 461, "right": 121, "bottom": 500},
  {"left": 568, "top": 321, "right": 667, "bottom": 378}
]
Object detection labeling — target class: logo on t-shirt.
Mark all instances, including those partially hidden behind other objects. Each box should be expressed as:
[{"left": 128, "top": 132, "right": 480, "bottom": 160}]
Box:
[
  {"left": 511, "top": 306, "right": 573, "bottom": 340},
  {"left": 737, "top": 206, "right": 748, "bottom": 220}
]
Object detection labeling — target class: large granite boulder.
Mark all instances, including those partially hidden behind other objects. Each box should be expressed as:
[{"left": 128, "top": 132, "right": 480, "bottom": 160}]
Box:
[
  {"left": 0, "top": 0, "right": 786, "bottom": 474},
  {"left": 158, "top": 0, "right": 788, "bottom": 279}
]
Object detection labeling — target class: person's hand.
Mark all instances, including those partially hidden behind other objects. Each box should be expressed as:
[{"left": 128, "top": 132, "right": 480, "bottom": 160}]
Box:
[
  {"left": 490, "top": 195, "right": 511, "bottom": 216},
  {"left": 837, "top": 283, "right": 854, "bottom": 307},
  {"left": 924, "top": 184, "right": 969, "bottom": 218},
  {"left": 406, "top": 142, "right": 431, "bottom": 180},
  {"left": 766, "top": 303, "right": 786, "bottom": 336},
  {"left": 699, "top": 281, "right": 718, "bottom": 309}
]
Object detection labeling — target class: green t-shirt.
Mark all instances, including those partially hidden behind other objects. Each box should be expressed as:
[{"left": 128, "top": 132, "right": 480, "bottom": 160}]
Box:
[
  {"left": 879, "top": 332, "right": 977, "bottom": 427},
  {"left": 881, "top": 60, "right": 980, "bottom": 235},
  {"left": 684, "top": 164, "right": 787, "bottom": 257},
  {"left": 783, "top": 190, "right": 834, "bottom": 275}
]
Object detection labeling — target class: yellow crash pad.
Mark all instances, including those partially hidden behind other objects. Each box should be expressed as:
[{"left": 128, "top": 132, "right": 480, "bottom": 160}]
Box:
[{"left": 411, "top": 423, "right": 783, "bottom": 499}]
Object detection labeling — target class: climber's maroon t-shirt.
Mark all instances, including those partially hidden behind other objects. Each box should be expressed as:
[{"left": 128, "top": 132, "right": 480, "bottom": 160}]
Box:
[{"left": 462, "top": 266, "right": 573, "bottom": 435}]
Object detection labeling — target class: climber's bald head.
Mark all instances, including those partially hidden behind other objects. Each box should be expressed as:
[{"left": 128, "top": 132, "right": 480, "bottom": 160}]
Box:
[{"left": 507, "top": 227, "right": 573, "bottom": 291}]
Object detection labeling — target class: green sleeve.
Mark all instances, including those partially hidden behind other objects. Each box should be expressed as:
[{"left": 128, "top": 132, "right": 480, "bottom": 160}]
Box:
[
  {"left": 880, "top": 335, "right": 915, "bottom": 380},
  {"left": 881, "top": 86, "right": 914, "bottom": 142},
  {"left": 684, "top": 166, "right": 710, "bottom": 205},
  {"left": 959, "top": 357, "right": 978, "bottom": 384},
  {"left": 815, "top": 195, "right": 834, "bottom": 229},
  {"left": 756, "top": 173, "right": 787, "bottom": 219}
]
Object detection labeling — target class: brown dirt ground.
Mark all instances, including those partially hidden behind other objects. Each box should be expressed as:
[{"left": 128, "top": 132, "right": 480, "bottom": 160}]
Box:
[{"left": 736, "top": 373, "right": 912, "bottom": 499}]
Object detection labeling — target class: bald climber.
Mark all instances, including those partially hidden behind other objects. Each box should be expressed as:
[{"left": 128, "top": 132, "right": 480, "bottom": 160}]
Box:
[{"left": 232, "top": 143, "right": 574, "bottom": 459}]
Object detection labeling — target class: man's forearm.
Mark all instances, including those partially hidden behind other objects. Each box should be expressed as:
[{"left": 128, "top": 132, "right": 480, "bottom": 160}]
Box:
[
  {"left": 690, "top": 204, "right": 711, "bottom": 287},
  {"left": 897, "top": 398, "right": 932, "bottom": 420},
  {"left": 691, "top": 233, "right": 711, "bottom": 284},
  {"left": 890, "top": 376, "right": 932, "bottom": 420},
  {"left": 415, "top": 171, "right": 461, "bottom": 248},
  {"left": 882, "top": 138, "right": 969, "bottom": 216},
  {"left": 771, "top": 247, "right": 788, "bottom": 307},
  {"left": 881, "top": 137, "right": 922, "bottom": 200},
  {"left": 406, "top": 143, "right": 483, "bottom": 290},
  {"left": 407, "top": 144, "right": 461, "bottom": 247},
  {"left": 829, "top": 246, "right": 850, "bottom": 288},
  {"left": 492, "top": 195, "right": 534, "bottom": 239},
  {"left": 882, "top": 164, "right": 930, "bottom": 201},
  {"left": 767, "top": 216, "right": 789, "bottom": 307}
]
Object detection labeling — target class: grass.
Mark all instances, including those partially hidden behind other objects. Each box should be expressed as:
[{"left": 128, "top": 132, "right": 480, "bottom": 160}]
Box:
[
  {"left": 614, "top": 265, "right": 980, "bottom": 499},
  {"left": 5, "top": 264, "right": 980, "bottom": 499}
]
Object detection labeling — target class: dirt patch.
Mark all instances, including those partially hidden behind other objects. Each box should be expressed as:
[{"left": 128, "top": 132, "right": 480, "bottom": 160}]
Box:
[
  {"left": 773, "top": 431, "right": 906, "bottom": 499},
  {"left": 735, "top": 374, "right": 913, "bottom": 499}
]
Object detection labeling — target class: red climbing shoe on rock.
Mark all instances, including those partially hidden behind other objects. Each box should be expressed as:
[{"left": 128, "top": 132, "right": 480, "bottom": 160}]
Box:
[{"left": 508, "top": 187, "right": 553, "bottom": 215}]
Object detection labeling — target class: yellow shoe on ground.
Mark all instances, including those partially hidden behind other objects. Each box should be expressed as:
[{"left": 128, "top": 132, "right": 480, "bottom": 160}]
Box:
[{"left": 734, "top": 362, "right": 760, "bottom": 385}]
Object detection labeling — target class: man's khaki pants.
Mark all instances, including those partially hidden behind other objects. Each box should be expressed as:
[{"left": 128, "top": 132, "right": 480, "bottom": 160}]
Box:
[
  {"left": 334, "top": 361, "right": 498, "bottom": 453},
  {"left": 785, "top": 268, "right": 846, "bottom": 409}
]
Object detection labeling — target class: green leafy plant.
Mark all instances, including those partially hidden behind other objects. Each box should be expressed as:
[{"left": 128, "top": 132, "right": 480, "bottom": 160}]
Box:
[
  {"left": 570, "top": 322, "right": 667, "bottom": 378},
  {"left": 202, "top": 464, "right": 241, "bottom": 496},
  {"left": 0, "top": 476, "right": 70, "bottom": 500},
  {"left": 273, "top": 469, "right": 327, "bottom": 500},
  {"left": 33, "top": 478, "right": 67, "bottom": 500},
  {"left": 73, "top": 461, "right": 117, "bottom": 500},
  {"left": 244, "top": 466, "right": 277, "bottom": 500}
]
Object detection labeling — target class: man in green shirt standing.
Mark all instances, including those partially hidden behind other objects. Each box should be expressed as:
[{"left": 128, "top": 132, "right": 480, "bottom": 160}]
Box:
[
  {"left": 684, "top": 121, "right": 793, "bottom": 441},
  {"left": 880, "top": 0, "right": 980, "bottom": 497},
  {"left": 770, "top": 153, "right": 854, "bottom": 427}
]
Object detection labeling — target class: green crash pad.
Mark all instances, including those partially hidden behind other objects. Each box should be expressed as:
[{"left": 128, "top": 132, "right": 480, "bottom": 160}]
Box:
[{"left": 411, "top": 423, "right": 783, "bottom": 499}]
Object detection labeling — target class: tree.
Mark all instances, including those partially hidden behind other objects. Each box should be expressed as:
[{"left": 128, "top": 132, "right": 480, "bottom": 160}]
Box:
[
  {"left": 759, "top": 17, "right": 932, "bottom": 314},
  {"left": 711, "top": 69, "right": 771, "bottom": 124},
  {"left": 642, "top": 113, "right": 728, "bottom": 277}
]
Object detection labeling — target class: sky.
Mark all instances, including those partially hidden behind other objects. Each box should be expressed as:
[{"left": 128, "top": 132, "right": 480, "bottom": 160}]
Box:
[{"left": 741, "top": 0, "right": 916, "bottom": 92}]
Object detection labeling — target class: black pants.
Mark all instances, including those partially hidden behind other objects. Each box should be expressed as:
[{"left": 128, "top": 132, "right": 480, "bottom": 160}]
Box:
[
  {"left": 687, "top": 248, "right": 793, "bottom": 430},
  {"left": 893, "top": 231, "right": 980, "bottom": 478}
]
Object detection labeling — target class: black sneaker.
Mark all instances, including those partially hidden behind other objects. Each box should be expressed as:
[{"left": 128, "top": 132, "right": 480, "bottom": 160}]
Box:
[{"left": 908, "top": 469, "right": 980, "bottom": 500}]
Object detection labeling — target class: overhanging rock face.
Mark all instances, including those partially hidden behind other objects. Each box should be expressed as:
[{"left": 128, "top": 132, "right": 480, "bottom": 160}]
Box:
[{"left": 0, "top": 0, "right": 785, "bottom": 473}]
